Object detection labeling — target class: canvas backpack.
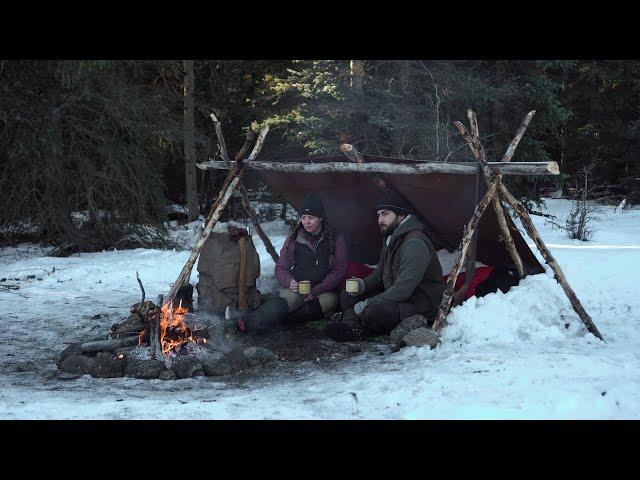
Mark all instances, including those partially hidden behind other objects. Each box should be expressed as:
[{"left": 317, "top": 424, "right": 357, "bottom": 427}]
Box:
[{"left": 196, "top": 229, "right": 262, "bottom": 314}]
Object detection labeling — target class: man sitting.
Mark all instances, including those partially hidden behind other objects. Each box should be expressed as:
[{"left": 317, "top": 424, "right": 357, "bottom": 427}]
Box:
[{"left": 325, "top": 191, "right": 445, "bottom": 342}]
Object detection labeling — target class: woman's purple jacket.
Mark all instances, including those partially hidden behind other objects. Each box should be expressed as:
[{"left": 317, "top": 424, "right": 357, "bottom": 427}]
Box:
[{"left": 274, "top": 229, "right": 348, "bottom": 298}]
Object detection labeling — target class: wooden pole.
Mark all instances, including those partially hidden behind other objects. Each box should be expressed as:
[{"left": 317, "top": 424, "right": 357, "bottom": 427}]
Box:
[
  {"left": 499, "top": 184, "right": 605, "bottom": 341},
  {"left": 454, "top": 118, "right": 526, "bottom": 279},
  {"left": 210, "top": 113, "right": 231, "bottom": 167},
  {"left": 235, "top": 129, "right": 257, "bottom": 162},
  {"left": 167, "top": 125, "right": 269, "bottom": 302},
  {"left": 432, "top": 178, "right": 500, "bottom": 333},
  {"left": 150, "top": 314, "right": 164, "bottom": 360},
  {"left": 168, "top": 172, "right": 244, "bottom": 302},
  {"left": 238, "top": 236, "right": 248, "bottom": 310},
  {"left": 197, "top": 159, "right": 559, "bottom": 176},
  {"left": 340, "top": 143, "right": 387, "bottom": 188},
  {"left": 239, "top": 183, "right": 279, "bottom": 263},
  {"left": 502, "top": 110, "right": 536, "bottom": 163},
  {"left": 211, "top": 121, "right": 278, "bottom": 264}
]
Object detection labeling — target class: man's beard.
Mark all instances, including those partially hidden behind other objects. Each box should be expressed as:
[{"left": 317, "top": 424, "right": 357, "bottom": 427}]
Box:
[{"left": 380, "top": 218, "right": 401, "bottom": 237}]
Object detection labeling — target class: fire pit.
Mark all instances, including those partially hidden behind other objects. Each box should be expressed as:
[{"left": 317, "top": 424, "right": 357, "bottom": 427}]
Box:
[
  {"left": 56, "top": 284, "right": 278, "bottom": 380},
  {"left": 132, "top": 293, "right": 208, "bottom": 364}
]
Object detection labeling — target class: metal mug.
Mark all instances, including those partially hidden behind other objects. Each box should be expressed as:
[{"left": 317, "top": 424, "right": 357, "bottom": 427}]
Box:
[
  {"left": 345, "top": 277, "right": 360, "bottom": 294},
  {"left": 298, "top": 280, "right": 311, "bottom": 295}
]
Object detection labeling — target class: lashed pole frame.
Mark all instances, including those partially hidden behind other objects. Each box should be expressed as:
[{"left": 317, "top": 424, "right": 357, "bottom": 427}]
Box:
[
  {"left": 455, "top": 110, "right": 527, "bottom": 279},
  {"left": 211, "top": 115, "right": 279, "bottom": 264},
  {"left": 433, "top": 110, "right": 604, "bottom": 342},
  {"left": 167, "top": 123, "right": 270, "bottom": 302}
]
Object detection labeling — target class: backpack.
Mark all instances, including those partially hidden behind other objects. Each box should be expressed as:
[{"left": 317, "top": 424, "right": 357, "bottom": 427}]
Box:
[{"left": 196, "top": 227, "right": 262, "bottom": 314}]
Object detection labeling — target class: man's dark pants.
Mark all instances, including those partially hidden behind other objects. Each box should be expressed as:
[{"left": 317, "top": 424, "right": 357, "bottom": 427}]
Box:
[{"left": 340, "top": 290, "right": 435, "bottom": 337}]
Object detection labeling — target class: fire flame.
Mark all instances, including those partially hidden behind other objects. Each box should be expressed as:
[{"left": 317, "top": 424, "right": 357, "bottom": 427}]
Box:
[
  {"left": 159, "top": 300, "right": 196, "bottom": 355},
  {"left": 136, "top": 299, "right": 206, "bottom": 356}
]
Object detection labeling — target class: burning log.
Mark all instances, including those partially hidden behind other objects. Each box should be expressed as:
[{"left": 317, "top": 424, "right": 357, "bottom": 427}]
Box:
[
  {"left": 80, "top": 337, "right": 139, "bottom": 353},
  {"left": 110, "top": 319, "right": 145, "bottom": 338},
  {"left": 149, "top": 310, "right": 163, "bottom": 361}
]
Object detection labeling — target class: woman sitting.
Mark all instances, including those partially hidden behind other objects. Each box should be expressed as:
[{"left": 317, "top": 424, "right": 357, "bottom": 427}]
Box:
[{"left": 227, "top": 193, "right": 347, "bottom": 333}]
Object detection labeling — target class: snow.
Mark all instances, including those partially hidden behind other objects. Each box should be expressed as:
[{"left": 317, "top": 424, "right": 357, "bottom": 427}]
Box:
[{"left": 1, "top": 199, "right": 640, "bottom": 419}]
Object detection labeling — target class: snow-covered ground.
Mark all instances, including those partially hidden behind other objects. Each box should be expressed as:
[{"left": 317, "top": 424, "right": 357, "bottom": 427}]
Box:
[{"left": 1, "top": 199, "right": 639, "bottom": 419}]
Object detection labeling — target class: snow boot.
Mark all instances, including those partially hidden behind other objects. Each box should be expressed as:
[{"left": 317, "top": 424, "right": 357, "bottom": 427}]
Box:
[
  {"left": 324, "top": 310, "right": 363, "bottom": 342},
  {"left": 226, "top": 297, "right": 289, "bottom": 333},
  {"left": 287, "top": 297, "right": 324, "bottom": 324}
]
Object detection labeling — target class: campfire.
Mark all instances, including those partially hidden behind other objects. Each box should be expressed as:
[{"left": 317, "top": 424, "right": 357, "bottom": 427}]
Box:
[{"left": 135, "top": 297, "right": 207, "bottom": 359}]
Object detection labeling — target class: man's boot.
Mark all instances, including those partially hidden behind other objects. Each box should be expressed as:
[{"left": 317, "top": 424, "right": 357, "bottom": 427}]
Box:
[
  {"left": 324, "top": 309, "right": 363, "bottom": 342},
  {"left": 226, "top": 297, "right": 289, "bottom": 333},
  {"left": 287, "top": 298, "right": 324, "bottom": 324}
]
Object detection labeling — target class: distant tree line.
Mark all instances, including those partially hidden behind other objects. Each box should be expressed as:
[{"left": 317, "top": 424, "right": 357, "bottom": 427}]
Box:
[{"left": 1, "top": 60, "right": 638, "bottom": 252}]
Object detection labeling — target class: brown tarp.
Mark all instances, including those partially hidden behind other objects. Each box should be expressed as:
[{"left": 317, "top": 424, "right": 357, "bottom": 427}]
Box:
[{"left": 257, "top": 155, "right": 544, "bottom": 276}]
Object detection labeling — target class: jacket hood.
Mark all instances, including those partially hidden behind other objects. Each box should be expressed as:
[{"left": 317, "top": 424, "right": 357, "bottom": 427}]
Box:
[{"left": 387, "top": 215, "right": 425, "bottom": 245}]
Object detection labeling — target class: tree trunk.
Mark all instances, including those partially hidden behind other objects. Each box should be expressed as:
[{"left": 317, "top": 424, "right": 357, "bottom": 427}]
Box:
[
  {"left": 184, "top": 59, "right": 199, "bottom": 222},
  {"left": 350, "top": 60, "right": 364, "bottom": 94}
]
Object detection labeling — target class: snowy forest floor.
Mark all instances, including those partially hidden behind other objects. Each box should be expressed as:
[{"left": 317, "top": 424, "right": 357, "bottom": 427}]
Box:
[{"left": 1, "top": 199, "right": 639, "bottom": 419}]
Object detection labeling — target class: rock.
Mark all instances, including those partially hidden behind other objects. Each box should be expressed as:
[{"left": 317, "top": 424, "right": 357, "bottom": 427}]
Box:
[
  {"left": 57, "top": 343, "right": 83, "bottom": 369},
  {"left": 93, "top": 352, "right": 126, "bottom": 378},
  {"left": 389, "top": 315, "right": 431, "bottom": 346},
  {"left": 202, "top": 348, "right": 249, "bottom": 376},
  {"left": 58, "top": 372, "right": 82, "bottom": 381},
  {"left": 399, "top": 327, "right": 439, "bottom": 349},
  {"left": 223, "top": 348, "right": 251, "bottom": 371},
  {"left": 60, "top": 354, "right": 96, "bottom": 376},
  {"left": 202, "top": 360, "right": 233, "bottom": 376},
  {"left": 159, "top": 370, "right": 177, "bottom": 381},
  {"left": 172, "top": 355, "right": 204, "bottom": 379},
  {"left": 198, "top": 352, "right": 226, "bottom": 377},
  {"left": 124, "top": 358, "right": 166, "bottom": 379},
  {"left": 243, "top": 347, "right": 277, "bottom": 367}
]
